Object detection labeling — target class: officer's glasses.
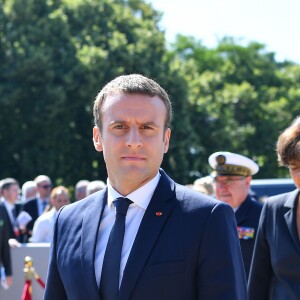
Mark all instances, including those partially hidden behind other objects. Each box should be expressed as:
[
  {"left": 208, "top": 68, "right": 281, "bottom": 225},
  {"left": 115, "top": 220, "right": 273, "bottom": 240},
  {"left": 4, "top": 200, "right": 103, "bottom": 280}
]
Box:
[{"left": 214, "top": 177, "right": 245, "bottom": 186}]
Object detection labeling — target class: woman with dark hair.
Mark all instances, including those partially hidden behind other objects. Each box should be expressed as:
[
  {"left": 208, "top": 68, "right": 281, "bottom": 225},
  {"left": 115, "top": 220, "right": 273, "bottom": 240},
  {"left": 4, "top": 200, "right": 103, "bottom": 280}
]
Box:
[{"left": 248, "top": 116, "right": 300, "bottom": 300}]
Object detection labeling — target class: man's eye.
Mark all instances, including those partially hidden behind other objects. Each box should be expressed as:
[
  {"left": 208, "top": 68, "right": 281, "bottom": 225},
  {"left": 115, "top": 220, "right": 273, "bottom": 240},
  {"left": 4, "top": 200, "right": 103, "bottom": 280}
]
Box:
[
  {"left": 114, "top": 125, "right": 126, "bottom": 129},
  {"left": 142, "top": 125, "right": 153, "bottom": 130}
]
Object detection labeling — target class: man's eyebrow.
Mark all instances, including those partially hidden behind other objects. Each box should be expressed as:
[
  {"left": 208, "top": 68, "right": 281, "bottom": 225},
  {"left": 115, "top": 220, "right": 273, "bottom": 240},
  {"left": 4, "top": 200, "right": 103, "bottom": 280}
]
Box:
[
  {"left": 108, "top": 120, "right": 126, "bottom": 125},
  {"left": 141, "top": 122, "right": 158, "bottom": 126}
]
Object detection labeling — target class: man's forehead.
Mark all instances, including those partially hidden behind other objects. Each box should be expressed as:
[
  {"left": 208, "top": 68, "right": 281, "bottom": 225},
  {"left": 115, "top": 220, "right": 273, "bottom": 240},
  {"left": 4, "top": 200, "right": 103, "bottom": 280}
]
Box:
[
  {"left": 217, "top": 175, "right": 243, "bottom": 179},
  {"left": 38, "top": 180, "right": 51, "bottom": 185},
  {"left": 8, "top": 183, "right": 19, "bottom": 189}
]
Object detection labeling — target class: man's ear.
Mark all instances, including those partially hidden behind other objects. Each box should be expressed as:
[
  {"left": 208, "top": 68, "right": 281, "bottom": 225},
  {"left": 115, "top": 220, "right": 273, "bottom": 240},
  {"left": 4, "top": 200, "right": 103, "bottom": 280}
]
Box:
[
  {"left": 93, "top": 126, "right": 103, "bottom": 152},
  {"left": 163, "top": 128, "right": 171, "bottom": 153}
]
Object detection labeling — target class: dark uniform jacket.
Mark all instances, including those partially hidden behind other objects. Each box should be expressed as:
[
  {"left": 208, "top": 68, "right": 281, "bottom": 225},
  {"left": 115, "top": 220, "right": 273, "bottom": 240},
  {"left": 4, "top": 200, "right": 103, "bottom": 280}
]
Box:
[{"left": 235, "top": 195, "right": 263, "bottom": 278}]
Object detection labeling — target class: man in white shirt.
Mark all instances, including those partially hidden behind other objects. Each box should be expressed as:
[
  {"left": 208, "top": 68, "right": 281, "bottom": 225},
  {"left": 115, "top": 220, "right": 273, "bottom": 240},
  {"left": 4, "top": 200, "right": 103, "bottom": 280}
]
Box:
[{"left": 31, "top": 186, "right": 70, "bottom": 243}]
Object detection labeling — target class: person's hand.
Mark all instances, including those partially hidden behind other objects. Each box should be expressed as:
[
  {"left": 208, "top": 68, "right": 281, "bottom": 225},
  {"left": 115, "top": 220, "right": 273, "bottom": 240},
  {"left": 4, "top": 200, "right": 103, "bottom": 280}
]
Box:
[
  {"left": 6, "top": 276, "right": 13, "bottom": 288},
  {"left": 8, "top": 238, "right": 21, "bottom": 247},
  {"left": 19, "top": 225, "right": 27, "bottom": 234}
]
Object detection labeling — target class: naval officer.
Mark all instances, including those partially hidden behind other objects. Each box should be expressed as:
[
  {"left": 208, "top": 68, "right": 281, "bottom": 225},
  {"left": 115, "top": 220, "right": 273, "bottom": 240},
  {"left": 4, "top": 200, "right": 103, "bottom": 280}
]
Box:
[{"left": 209, "top": 151, "right": 263, "bottom": 278}]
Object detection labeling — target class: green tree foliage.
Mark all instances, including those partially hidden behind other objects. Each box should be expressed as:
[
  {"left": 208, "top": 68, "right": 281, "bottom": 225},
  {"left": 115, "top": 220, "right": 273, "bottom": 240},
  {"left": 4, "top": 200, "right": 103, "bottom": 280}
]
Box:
[
  {"left": 1, "top": 0, "right": 300, "bottom": 188},
  {"left": 0, "top": 0, "right": 195, "bottom": 187},
  {"left": 170, "top": 35, "right": 300, "bottom": 180},
  {"left": 1, "top": 0, "right": 89, "bottom": 185}
]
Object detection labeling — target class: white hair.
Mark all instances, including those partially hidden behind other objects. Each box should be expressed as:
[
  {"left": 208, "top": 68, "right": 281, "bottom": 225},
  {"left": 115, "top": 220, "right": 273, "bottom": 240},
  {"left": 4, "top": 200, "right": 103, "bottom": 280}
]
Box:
[
  {"left": 86, "top": 180, "right": 106, "bottom": 196},
  {"left": 21, "top": 181, "right": 37, "bottom": 202}
]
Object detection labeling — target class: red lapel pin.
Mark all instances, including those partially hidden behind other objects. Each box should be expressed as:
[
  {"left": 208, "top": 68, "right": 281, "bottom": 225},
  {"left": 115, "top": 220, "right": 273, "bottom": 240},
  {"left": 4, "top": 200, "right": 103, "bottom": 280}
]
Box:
[{"left": 155, "top": 212, "right": 163, "bottom": 216}]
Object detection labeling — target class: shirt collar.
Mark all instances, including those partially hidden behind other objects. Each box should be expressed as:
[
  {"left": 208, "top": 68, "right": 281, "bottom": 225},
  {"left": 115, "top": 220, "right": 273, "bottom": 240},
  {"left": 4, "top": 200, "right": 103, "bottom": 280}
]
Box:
[
  {"left": 37, "top": 196, "right": 48, "bottom": 204},
  {"left": 233, "top": 206, "right": 240, "bottom": 213},
  {"left": 107, "top": 172, "right": 161, "bottom": 211},
  {"left": 2, "top": 198, "right": 14, "bottom": 211}
]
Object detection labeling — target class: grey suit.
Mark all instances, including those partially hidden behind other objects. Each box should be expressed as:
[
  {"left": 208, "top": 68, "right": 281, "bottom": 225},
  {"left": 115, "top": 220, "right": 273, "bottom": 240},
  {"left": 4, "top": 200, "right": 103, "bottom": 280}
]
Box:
[{"left": 248, "top": 189, "right": 300, "bottom": 300}]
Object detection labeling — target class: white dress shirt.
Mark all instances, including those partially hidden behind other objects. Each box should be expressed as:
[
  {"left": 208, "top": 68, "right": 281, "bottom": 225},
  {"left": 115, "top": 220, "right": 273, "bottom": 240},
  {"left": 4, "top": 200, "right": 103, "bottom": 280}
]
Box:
[
  {"left": 31, "top": 208, "right": 57, "bottom": 243},
  {"left": 95, "top": 173, "right": 161, "bottom": 288}
]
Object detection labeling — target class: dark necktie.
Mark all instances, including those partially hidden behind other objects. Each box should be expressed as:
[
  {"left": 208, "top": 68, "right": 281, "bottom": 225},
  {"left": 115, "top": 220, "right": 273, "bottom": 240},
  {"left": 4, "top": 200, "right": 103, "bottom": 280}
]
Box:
[
  {"left": 11, "top": 207, "right": 19, "bottom": 237},
  {"left": 12, "top": 207, "right": 17, "bottom": 220},
  {"left": 41, "top": 201, "right": 47, "bottom": 213},
  {"left": 100, "top": 197, "right": 132, "bottom": 300}
]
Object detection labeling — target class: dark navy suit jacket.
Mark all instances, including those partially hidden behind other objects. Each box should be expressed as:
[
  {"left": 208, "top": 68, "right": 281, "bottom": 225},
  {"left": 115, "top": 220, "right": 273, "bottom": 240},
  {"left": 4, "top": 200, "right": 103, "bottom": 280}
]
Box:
[
  {"left": 0, "top": 204, "right": 12, "bottom": 277},
  {"left": 248, "top": 189, "right": 300, "bottom": 300},
  {"left": 235, "top": 196, "right": 262, "bottom": 278},
  {"left": 21, "top": 198, "right": 39, "bottom": 233},
  {"left": 0, "top": 203, "right": 16, "bottom": 240},
  {"left": 45, "top": 170, "right": 247, "bottom": 300}
]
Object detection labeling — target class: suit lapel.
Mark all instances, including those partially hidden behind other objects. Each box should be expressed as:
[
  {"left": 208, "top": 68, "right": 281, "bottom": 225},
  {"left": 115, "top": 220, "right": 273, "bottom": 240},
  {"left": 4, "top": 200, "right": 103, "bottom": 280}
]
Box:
[
  {"left": 81, "top": 190, "right": 107, "bottom": 299},
  {"left": 34, "top": 199, "right": 39, "bottom": 219},
  {"left": 284, "top": 189, "right": 300, "bottom": 254},
  {"left": 119, "top": 170, "right": 176, "bottom": 300},
  {"left": 1, "top": 203, "right": 15, "bottom": 238}
]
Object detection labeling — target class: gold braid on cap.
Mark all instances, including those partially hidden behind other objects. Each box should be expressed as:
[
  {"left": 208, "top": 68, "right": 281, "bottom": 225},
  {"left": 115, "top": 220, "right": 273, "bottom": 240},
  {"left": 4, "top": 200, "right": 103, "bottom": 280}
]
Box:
[
  {"left": 215, "top": 164, "right": 251, "bottom": 177},
  {"left": 215, "top": 155, "right": 251, "bottom": 176}
]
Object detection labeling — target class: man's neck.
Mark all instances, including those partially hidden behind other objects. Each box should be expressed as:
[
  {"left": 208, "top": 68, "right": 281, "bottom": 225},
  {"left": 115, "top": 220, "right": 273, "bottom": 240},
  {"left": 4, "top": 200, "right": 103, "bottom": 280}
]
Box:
[
  {"left": 3, "top": 197, "right": 15, "bottom": 205},
  {"left": 38, "top": 195, "right": 48, "bottom": 202}
]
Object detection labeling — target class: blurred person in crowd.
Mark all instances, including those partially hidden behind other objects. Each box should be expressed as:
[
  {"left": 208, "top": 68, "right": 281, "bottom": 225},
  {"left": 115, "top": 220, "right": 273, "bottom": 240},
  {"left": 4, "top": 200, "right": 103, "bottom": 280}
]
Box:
[
  {"left": 86, "top": 180, "right": 106, "bottom": 196},
  {"left": 0, "top": 202, "right": 13, "bottom": 288},
  {"left": 192, "top": 175, "right": 214, "bottom": 196},
  {"left": 21, "top": 181, "right": 37, "bottom": 203},
  {"left": 31, "top": 186, "right": 70, "bottom": 243},
  {"left": 45, "top": 74, "right": 246, "bottom": 300},
  {"left": 21, "top": 175, "right": 52, "bottom": 240},
  {"left": 248, "top": 116, "right": 300, "bottom": 300},
  {"left": 74, "top": 180, "right": 90, "bottom": 201},
  {"left": 209, "top": 151, "right": 263, "bottom": 278},
  {"left": 0, "top": 179, "right": 3, "bottom": 197},
  {"left": 0, "top": 178, "right": 22, "bottom": 245}
]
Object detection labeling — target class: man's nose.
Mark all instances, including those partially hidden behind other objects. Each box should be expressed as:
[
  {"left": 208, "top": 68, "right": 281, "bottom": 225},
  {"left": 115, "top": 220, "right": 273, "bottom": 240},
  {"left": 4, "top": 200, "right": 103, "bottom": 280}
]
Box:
[{"left": 126, "top": 128, "right": 142, "bottom": 147}]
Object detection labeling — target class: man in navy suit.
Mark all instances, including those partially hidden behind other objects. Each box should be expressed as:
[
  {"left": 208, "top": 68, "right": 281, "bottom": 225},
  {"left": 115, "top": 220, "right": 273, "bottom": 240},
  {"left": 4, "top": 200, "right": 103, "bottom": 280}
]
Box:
[
  {"left": 0, "top": 178, "right": 22, "bottom": 242},
  {"left": 45, "top": 74, "right": 247, "bottom": 299},
  {"left": 208, "top": 151, "right": 263, "bottom": 278},
  {"left": 21, "top": 175, "right": 52, "bottom": 241},
  {"left": 0, "top": 201, "right": 12, "bottom": 288}
]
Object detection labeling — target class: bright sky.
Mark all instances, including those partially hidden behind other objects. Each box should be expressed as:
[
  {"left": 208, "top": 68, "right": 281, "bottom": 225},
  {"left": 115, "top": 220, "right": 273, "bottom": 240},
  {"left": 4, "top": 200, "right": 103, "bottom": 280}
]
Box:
[{"left": 148, "top": 0, "right": 300, "bottom": 64}]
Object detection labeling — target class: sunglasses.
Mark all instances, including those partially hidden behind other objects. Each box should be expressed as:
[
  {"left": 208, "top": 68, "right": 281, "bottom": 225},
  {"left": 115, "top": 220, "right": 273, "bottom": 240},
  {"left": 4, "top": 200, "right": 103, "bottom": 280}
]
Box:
[
  {"left": 39, "top": 184, "right": 52, "bottom": 189},
  {"left": 214, "top": 177, "right": 245, "bottom": 186}
]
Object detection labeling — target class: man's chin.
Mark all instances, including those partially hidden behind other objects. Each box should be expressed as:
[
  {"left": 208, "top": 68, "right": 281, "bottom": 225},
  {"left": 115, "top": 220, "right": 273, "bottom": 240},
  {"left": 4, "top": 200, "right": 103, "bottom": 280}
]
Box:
[
  {"left": 219, "top": 196, "right": 232, "bottom": 203},
  {"left": 120, "top": 166, "right": 146, "bottom": 178}
]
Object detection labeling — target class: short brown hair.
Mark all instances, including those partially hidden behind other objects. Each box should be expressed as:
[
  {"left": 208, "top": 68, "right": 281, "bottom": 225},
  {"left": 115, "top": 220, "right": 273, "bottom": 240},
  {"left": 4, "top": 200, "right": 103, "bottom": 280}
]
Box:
[
  {"left": 277, "top": 116, "right": 300, "bottom": 166},
  {"left": 50, "top": 186, "right": 69, "bottom": 199},
  {"left": 1, "top": 178, "right": 19, "bottom": 190},
  {"left": 93, "top": 74, "right": 172, "bottom": 131}
]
